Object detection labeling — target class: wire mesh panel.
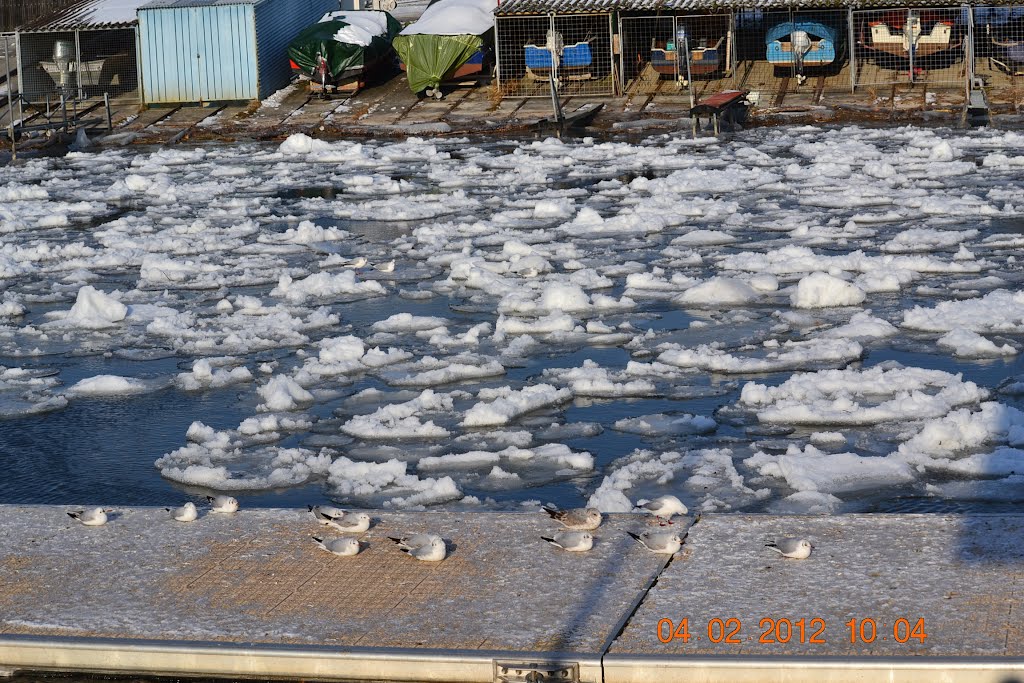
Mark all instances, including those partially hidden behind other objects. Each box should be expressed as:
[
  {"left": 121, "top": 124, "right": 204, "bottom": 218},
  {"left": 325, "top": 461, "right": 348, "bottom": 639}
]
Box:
[
  {"left": 974, "top": 5, "right": 1024, "bottom": 110},
  {"left": 731, "top": 9, "right": 850, "bottom": 102},
  {"left": 496, "top": 12, "right": 615, "bottom": 97},
  {"left": 18, "top": 28, "right": 139, "bottom": 102},
  {"left": 852, "top": 7, "right": 967, "bottom": 87},
  {"left": 619, "top": 14, "right": 733, "bottom": 97}
]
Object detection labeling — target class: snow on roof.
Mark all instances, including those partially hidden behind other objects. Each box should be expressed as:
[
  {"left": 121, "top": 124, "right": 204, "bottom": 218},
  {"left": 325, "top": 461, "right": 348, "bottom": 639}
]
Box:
[{"left": 19, "top": 0, "right": 147, "bottom": 31}]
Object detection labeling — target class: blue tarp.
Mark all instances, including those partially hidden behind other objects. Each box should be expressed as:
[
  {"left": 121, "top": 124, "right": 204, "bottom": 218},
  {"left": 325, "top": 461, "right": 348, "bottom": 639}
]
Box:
[{"left": 765, "top": 20, "right": 838, "bottom": 66}]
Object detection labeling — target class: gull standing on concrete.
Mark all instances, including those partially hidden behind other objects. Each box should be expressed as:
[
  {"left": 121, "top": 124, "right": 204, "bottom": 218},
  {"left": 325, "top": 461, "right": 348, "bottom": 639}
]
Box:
[
  {"left": 207, "top": 495, "right": 238, "bottom": 513},
  {"left": 398, "top": 536, "right": 447, "bottom": 561},
  {"left": 312, "top": 535, "right": 361, "bottom": 556},
  {"left": 326, "top": 512, "right": 371, "bottom": 533},
  {"left": 637, "top": 495, "right": 688, "bottom": 522},
  {"left": 541, "top": 530, "right": 594, "bottom": 552},
  {"left": 542, "top": 505, "right": 602, "bottom": 530},
  {"left": 308, "top": 504, "right": 347, "bottom": 524},
  {"left": 765, "top": 537, "right": 813, "bottom": 559},
  {"left": 388, "top": 533, "right": 443, "bottom": 551},
  {"left": 627, "top": 530, "right": 685, "bottom": 555},
  {"left": 167, "top": 502, "right": 198, "bottom": 522},
  {"left": 67, "top": 507, "right": 110, "bottom": 526}
]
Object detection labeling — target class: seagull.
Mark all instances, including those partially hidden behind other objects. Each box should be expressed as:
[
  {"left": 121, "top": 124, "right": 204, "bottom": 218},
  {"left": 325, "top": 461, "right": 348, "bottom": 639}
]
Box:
[
  {"left": 374, "top": 260, "right": 395, "bottom": 273},
  {"left": 542, "top": 505, "right": 602, "bottom": 530},
  {"left": 627, "top": 530, "right": 685, "bottom": 555},
  {"left": 67, "top": 507, "right": 110, "bottom": 526},
  {"left": 166, "top": 502, "right": 198, "bottom": 522},
  {"left": 207, "top": 495, "right": 238, "bottom": 513},
  {"left": 326, "top": 512, "right": 371, "bottom": 533},
  {"left": 541, "top": 530, "right": 594, "bottom": 552},
  {"left": 342, "top": 256, "right": 368, "bottom": 269},
  {"left": 399, "top": 537, "right": 447, "bottom": 561},
  {"left": 387, "top": 533, "right": 442, "bottom": 551},
  {"left": 308, "top": 504, "right": 346, "bottom": 523},
  {"left": 312, "top": 535, "right": 361, "bottom": 556},
  {"left": 766, "top": 537, "right": 813, "bottom": 559},
  {"left": 637, "top": 495, "right": 688, "bottom": 522}
]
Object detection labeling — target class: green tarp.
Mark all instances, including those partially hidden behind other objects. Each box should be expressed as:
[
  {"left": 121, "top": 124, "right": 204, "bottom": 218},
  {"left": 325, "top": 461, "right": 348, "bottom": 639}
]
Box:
[
  {"left": 288, "top": 13, "right": 401, "bottom": 81},
  {"left": 392, "top": 34, "right": 483, "bottom": 94}
]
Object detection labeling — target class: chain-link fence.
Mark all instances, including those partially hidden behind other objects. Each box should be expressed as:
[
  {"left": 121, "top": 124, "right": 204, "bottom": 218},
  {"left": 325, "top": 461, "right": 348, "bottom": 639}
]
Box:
[
  {"left": 852, "top": 8, "right": 967, "bottom": 87},
  {"left": 17, "top": 27, "right": 139, "bottom": 102},
  {"left": 973, "top": 5, "right": 1024, "bottom": 109},
  {"left": 619, "top": 14, "right": 733, "bottom": 97},
  {"left": 496, "top": 12, "right": 616, "bottom": 97}
]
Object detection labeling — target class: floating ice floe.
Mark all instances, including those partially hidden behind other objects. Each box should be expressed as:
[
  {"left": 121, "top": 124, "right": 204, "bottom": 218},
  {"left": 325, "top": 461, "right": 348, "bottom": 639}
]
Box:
[
  {"left": 462, "top": 384, "right": 572, "bottom": 427},
  {"left": 739, "top": 365, "right": 987, "bottom": 425},
  {"left": 902, "top": 289, "right": 1024, "bottom": 333},
  {"left": 658, "top": 338, "right": 863, "bottom": 374},
  {"left": 745, "top": 444, "right": 915, "bottom": 494}
]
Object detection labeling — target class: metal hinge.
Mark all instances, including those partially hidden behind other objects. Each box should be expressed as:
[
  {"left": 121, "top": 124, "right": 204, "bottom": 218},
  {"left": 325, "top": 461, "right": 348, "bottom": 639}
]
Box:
[{"left": 494, "top": 660, "right": 580, "bottom": 683}]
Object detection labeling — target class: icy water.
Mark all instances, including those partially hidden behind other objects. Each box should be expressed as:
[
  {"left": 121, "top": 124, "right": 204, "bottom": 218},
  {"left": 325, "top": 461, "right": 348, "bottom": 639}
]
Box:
[{"left": 1, "top": 126, "right": 1023, "bottom": 515}]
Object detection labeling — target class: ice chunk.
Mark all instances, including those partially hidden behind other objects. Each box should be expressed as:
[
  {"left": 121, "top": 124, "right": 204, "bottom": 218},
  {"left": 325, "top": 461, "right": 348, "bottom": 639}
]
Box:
[
  {"left": 341, "top": 390, "right": 453, "bottom": 439},
  {"left": 745, "top": 444, "right": 914, "bottom": 494},
  {"left": 462, "top": 384, "right": 572, "bottom": 427},
  {"left": 257, "top": 375, "right": 314, "bottom": 411},
  {"left": 65, "top": 375, "right": 162, "bottom": 396},
  {"left": 791, "top": 272, "right": 866, "bottom": 309},
  {"left": 937, "top": 328, "right": 1017, "bottom": 358},
  {"left": 675, "top": 277, "right": 760, "bottom": 306},
  {"left": 902, "top": 290, "right": 1024, "bottom": 333},
  {"left": 613, "top": 413, "right": 717, "bottom": 436},
  {"left": 658, "top": 338, "right": 863, "bottom": 374},
  {"left": 64, "top": 286, "right": 127, "bottom": 329},
  {"left": 271, "top": 271, "right": 385, "bottom": 302}
]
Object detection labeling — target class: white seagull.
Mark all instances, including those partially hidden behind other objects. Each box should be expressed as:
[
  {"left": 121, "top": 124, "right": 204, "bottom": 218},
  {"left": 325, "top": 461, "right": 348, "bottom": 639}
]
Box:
[
  {"left": 312, "top": 535, "right": 361, "bottom": 556},
  {"left": 541, "top": 530, "right": 594, "bottom": 552},
  {"left": 326, "top": 512, "right": 371, "bottom": 533},
  {"left": 342, "top": 256, "right": 368, "bottom": 269},
  {"left": 207, "top": 495, "right": 238, "bottom": 513},
  {"left": 399, "top": 537, "right": 447, "bottom": 561},
  {"left": 308, "top": 504, "right": 347, "bottom": 524},
  {"left": 374, "top": 260, "right": 396, "bottom": 273},
  {"left": 637, "top": 495, "right": 688, "bottom": 522},
  {"left": 543, "top": 505, "right": 602, "bottom": 530},
  {"left": 628, "top": 530, "right": 685, "bottom": 555},
  {"left": 167, "top": 502, "right": 198, "bottom": 522},
  {"left": 388, "top": 533, "right": 442, "bottom": 551},
  {"left": 67, "top": 507, "right": 110, "bottom": 526},
  {"left": 766, "top": 537, "right": 813, "bottom": 559}
]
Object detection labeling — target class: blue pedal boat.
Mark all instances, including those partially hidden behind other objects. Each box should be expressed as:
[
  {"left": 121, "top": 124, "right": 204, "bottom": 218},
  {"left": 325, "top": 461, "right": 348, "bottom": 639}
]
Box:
[{"left": 765, "top": 20, "right": 839, "bottom": 67}]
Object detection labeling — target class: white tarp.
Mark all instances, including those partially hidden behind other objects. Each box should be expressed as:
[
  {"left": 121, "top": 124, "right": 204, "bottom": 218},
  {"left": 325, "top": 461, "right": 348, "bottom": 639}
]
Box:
[{"left": 398, "top": 0, "right": 496, "bottom": 36}]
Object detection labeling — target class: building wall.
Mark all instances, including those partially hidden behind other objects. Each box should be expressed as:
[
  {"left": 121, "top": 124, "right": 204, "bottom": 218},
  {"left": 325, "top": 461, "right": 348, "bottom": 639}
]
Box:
[
  {"left": 252, "top": 0, "right": 335, "bottom": 100},
  {"left": 139, "top": 3, "right": 258, "bottom": 103}
]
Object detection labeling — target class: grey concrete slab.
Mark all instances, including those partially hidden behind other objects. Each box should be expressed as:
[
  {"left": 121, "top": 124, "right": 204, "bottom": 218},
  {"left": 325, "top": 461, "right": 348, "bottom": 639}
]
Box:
[
  {"left": 0, "top": 506, "right": 669, "bottom": 682},
  {"left": 606, "top": 514, "right": 1024, "bottom": 682}
]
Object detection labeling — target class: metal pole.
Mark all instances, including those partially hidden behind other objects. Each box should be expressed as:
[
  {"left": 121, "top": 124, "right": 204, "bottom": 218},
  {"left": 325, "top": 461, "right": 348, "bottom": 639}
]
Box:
[
  {"left": 75, "top": 29, "right": 84, "bottom": 100},
  {"left": 682, "top": 27, "right": 694, "bottom": 108},
  {"left": 849, "top": 8, "right": 856, "bottom": 93},
  {"left": 60, "top": 93, "right": 67, "bottom": 132},
  {"left": 104, "top": 91, "right": 112, "bottom": 130},
  {"left": 5, "top": 36, "right": 16, "bottom": 158},
  {"left": 965, "top": 4, "right": 974, "bottom": 101},
  {"left": 907, "top": 10, "right": 915, "bottom": 84},
  {"left": 493, "top": 12, "right": 502, "bottom": 95}
]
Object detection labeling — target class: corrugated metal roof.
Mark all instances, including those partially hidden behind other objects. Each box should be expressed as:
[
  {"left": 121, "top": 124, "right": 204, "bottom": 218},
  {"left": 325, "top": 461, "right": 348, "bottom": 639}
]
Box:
[
  {"left": 496, "top": 0, "right": 1014, "bottom": 13},
  {"left": 140, "top": 0, "right": 262, "bottom": 9},
  {"left": 19, "top": 0, "right": 145, "bottom": 31}
]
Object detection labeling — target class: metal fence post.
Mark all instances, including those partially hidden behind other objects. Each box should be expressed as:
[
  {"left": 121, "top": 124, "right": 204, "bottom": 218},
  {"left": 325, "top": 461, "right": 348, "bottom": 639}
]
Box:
[
  {"left": 964, "top": 3, "right": 974, "bottom": 100},
  {"left": 849, "top": 7, "right": 856, "bottom": 92},
  {"left": 74, "top": 28, "right": 84, "bottom": 100},
  {"left": 104, "top": 91, "right": 112, "bottom": 130},
  {"left": 493, "top": 12, "right": 502, "bottom": 96}
]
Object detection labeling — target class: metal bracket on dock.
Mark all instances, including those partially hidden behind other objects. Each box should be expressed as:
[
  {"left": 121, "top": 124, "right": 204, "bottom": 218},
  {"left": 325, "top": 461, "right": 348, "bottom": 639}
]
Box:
[{"left": 494, "top": 660, "right": 580, "bottom": 683}]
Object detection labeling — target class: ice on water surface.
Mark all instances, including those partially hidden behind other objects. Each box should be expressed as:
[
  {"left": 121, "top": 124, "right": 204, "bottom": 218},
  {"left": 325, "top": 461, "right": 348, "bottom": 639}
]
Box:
[{"left": 1, "top": 125, "right": 1023, "bottom": 513}]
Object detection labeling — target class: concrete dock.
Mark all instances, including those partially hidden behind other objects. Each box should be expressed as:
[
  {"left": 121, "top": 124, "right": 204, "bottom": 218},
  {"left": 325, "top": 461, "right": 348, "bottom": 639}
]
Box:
[{"left": 0, "top": 507, "right": 1021, "bottom": 682}]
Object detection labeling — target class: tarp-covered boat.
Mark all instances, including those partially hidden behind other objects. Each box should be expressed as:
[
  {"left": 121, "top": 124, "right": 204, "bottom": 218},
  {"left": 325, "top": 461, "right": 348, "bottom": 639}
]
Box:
[
  {"left": 288, "top": 11, "right": 401, "bottom": 94},
  {"left": 766, "top": 21, "right": 839, "bottom": 68},
  {"left": 392, "top": 0, "right": 497, "bottom": 97},
  {"left": 861, "top": 10, "right": 962, "bottom": 70}
]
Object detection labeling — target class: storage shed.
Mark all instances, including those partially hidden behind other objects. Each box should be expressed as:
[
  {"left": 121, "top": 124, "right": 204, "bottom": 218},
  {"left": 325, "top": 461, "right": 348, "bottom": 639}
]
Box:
[
  {"left": 16, "top": 0, "right": 147, "bottom": 101},
  {"left": 138, "top": 0, "right": 335, "bottom": 104}
]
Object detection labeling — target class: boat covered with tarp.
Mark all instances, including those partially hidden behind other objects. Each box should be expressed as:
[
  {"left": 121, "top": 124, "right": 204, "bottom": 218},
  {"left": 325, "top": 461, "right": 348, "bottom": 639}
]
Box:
[
  {"left": 392, "top": 0, "right": 497, "bottom": 97},
  {"left": 766, "top": 21, "right": 839, "bottom": 68},
  {"left": 288, "top": 11, "right": 401, "bottom": 93}
]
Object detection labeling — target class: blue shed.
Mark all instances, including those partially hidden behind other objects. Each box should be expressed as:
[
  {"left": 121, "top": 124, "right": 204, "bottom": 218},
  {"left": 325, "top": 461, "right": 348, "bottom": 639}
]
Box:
[{"left": 138, "top": 0, "right": 335, "bottom": 104}]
